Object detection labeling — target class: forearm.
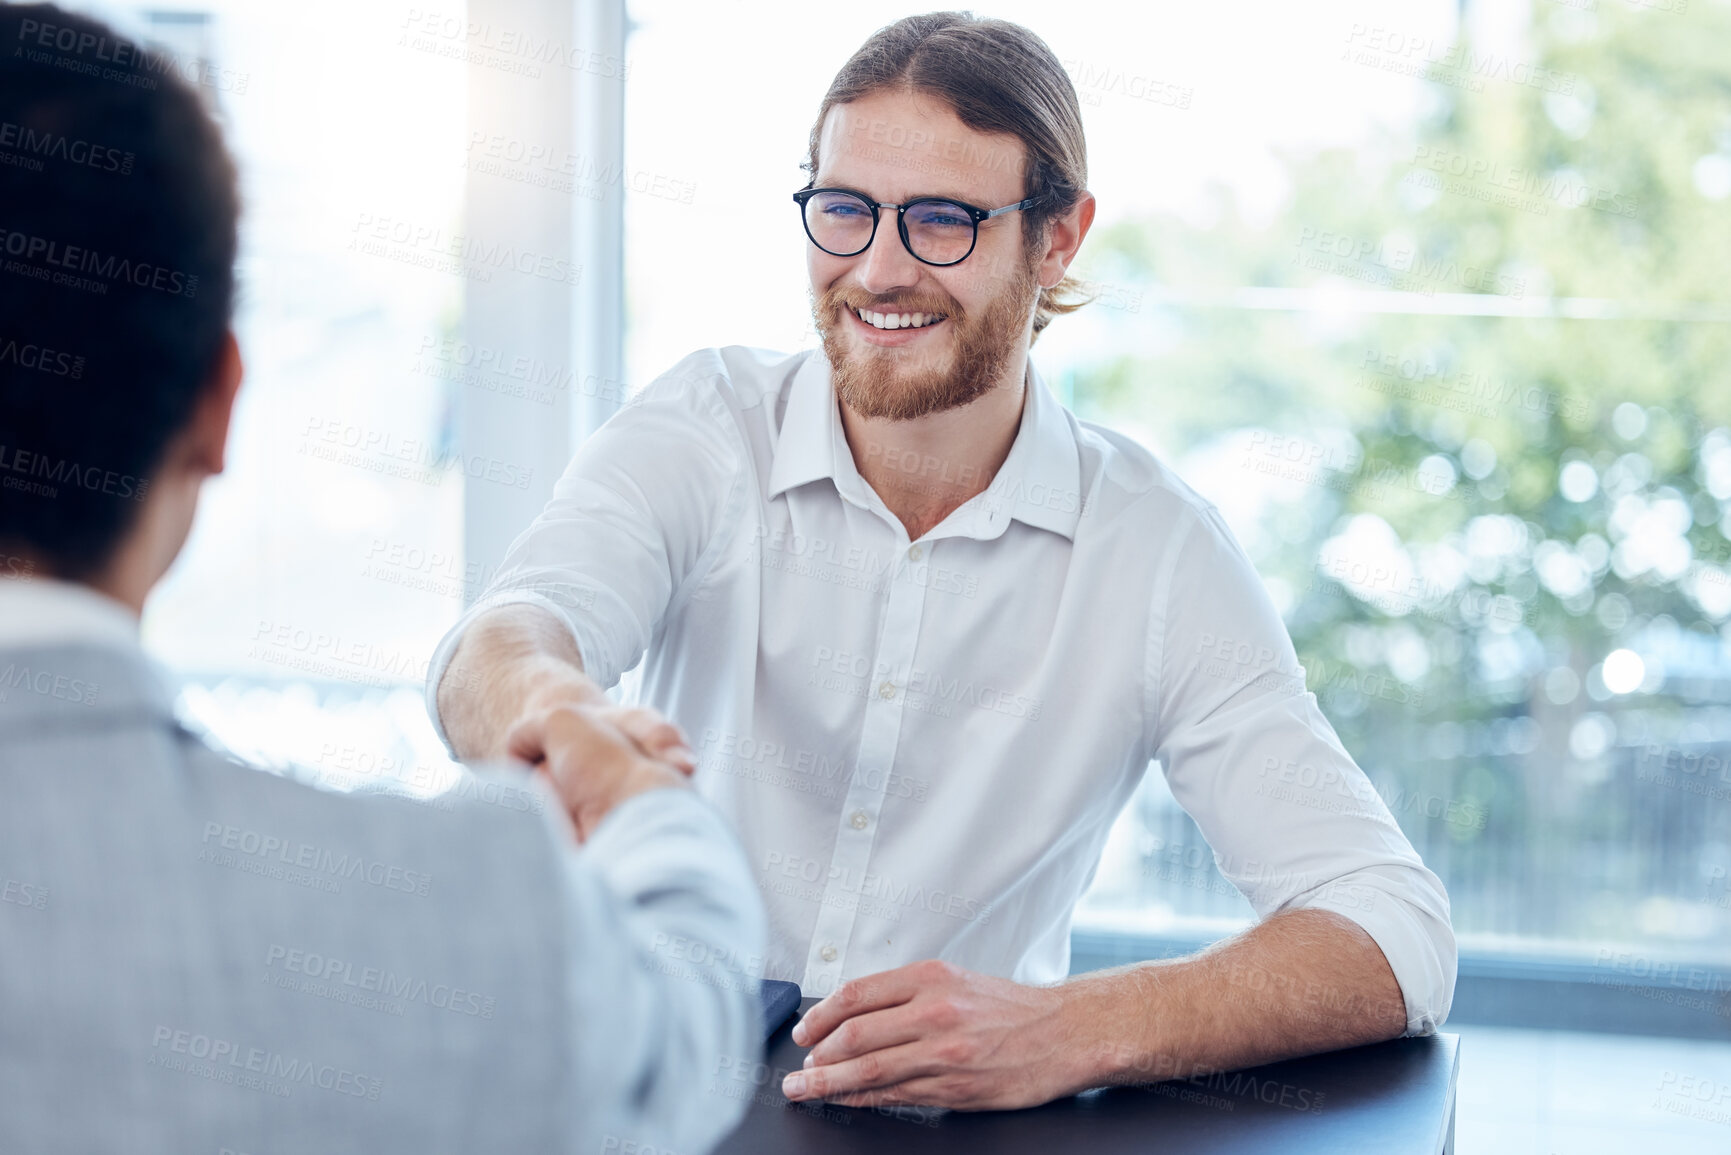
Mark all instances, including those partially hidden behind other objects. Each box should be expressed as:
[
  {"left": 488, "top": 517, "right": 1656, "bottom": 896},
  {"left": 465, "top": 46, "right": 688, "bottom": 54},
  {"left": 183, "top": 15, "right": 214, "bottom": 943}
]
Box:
[
  {"left": 1061, "top": 908, "right": 1406, "bottom": 1092},
  {"left": 566, "top": 792, "right": 767, "bottom": 1154},
  {"left": 437, "top": 603, "right": 604, "bottom": 761}
]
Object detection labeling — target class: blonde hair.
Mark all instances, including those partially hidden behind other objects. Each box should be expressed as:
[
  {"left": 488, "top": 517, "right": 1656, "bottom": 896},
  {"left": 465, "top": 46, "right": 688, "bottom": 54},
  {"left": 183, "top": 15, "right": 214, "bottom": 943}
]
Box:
[{"left": 806, "top": 12, "right": 1092, "bottom": 341}]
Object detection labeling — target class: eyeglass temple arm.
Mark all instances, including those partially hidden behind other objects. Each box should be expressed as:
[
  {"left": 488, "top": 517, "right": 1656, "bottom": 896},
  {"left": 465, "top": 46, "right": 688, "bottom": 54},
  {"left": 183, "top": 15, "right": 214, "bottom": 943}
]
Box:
[{"left": 978, "top": 196, "right": 1044, "bottom": 221}]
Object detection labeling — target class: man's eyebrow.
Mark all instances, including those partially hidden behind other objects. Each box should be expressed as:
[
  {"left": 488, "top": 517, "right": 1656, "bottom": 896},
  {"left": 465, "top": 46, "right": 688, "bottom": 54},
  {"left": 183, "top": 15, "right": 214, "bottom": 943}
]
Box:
[{"left": 810, "top": 179, "right": 981, "bottom": 205}]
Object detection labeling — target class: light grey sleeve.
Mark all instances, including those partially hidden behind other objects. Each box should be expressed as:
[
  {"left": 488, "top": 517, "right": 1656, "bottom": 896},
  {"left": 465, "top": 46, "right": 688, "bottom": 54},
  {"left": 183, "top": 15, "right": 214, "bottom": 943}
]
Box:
[{"left": 558, "top": 786, "right": 767, "bottom": 1155}]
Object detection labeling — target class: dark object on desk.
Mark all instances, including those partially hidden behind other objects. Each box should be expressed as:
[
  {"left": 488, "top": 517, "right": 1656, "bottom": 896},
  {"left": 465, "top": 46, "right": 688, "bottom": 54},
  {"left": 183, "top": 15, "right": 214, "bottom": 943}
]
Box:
[
  {"left": 760, "top": 980, "right": 802, "bottom": 1041},
  {"left": 717, "top": 998, "right": 1459, "bottom": 1154}
]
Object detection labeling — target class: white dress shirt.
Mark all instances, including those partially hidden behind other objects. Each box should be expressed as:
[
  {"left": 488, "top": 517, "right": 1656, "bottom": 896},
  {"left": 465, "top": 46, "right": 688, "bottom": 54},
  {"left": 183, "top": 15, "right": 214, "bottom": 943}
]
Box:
[{"left": 427, "top": 345, "right": 1457, "bottom": 1034}]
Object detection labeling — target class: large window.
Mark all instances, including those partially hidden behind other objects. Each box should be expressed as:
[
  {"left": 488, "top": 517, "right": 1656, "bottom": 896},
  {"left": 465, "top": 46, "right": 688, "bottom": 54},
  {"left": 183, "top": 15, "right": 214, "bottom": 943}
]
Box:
[
  {"left": 104, "top": 0, "right": 476, "bottom": 799},
  {"left": 88, "top": 0, "right": 1731, "bottom": 1073}
]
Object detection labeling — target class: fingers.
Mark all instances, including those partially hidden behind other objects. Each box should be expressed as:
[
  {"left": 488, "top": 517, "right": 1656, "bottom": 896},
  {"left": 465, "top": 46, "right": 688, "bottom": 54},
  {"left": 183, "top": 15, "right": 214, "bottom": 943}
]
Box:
[
  {"left": 823, "top": 1079, "right": 950, "bottom": 1110},
  {"left": 531, "top": 706, "right": 638, "bottom": 782},
  {"left": 504, "top": 710, "right": 554, "bottom": 768},
  {"left": 791, "top": 968, "right": 921, "bottom": 1048},
  {"left": 803, "top": 1004, "right": 926, "bottom": 1068},
  {"left": 783, "top": 1040, "right": 942, "bottom": 1102},
  {"left": 508, "top": 703, "right": 694, "bottom": 774},
  {"left": 602, "top": 706, "right": 696, "bottom": 773}
]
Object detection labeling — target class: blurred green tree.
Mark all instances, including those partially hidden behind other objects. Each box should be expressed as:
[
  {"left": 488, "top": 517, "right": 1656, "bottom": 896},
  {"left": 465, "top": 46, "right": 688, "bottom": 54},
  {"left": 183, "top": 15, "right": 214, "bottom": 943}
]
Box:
[{"left": 1077, "top": 1, "right": 1731, "bottom": 946}]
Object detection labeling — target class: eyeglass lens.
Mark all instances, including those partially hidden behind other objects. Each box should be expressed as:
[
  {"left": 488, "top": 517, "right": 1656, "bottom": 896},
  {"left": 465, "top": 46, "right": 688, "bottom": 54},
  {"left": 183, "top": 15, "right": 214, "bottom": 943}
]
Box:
[{"left": 803, "top": 190, "right": 977, "bottom": 265}]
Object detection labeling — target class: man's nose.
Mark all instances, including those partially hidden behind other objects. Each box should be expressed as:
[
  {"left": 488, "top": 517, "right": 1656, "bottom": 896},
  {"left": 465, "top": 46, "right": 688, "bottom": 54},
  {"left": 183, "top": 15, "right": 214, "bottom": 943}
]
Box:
[{"left": 853, "top": 214, "right": 923, "bottom": 296}]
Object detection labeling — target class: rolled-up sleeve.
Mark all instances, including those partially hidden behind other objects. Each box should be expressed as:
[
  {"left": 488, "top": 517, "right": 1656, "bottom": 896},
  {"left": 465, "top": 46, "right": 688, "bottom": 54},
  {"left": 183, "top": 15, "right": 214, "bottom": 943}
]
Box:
[
  {"left": 557, "top": 787, "right": 768, "bottom": 1155},
  {"left": 424, "top": 353, "right": 746, "bottom": 752},
  {"left": 1147, "top": 503, "right": 1457, "bottom": 1036}
]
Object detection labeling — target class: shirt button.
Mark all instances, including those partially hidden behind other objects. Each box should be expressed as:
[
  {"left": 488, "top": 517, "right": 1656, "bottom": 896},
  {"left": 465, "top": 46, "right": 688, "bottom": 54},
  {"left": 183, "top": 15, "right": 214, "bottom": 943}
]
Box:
[
  {"left": 878, "top": 680, "right": 896, "bottom": 700},
  {"left": 908, "top": 544, "right": 923, "bottom": 561},
  {"left": 820, "top": 945, "right": 838, "bottom": 963},
  {"left": 850, "top": 810, "right": 869, "bottom": 830}
]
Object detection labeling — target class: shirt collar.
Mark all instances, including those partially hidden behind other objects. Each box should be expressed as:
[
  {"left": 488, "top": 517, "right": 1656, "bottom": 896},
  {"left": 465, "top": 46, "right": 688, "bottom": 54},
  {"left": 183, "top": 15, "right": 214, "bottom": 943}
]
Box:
[
  {"left": 767, "top": 350, "right": 1083, "bottom": 542},
  {"left": 0, "top": 575, "right": 142, "bottom": 651}
]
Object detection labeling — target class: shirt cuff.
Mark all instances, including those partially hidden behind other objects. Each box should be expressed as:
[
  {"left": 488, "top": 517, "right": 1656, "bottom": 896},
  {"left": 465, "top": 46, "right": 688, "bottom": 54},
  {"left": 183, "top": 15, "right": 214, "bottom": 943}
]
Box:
[
  {"left": 424, "top": 588, "right": 609, "bottom": 759},
  {"left": 1288, "top": 867, "right": 1457, "bottom": 1036}
]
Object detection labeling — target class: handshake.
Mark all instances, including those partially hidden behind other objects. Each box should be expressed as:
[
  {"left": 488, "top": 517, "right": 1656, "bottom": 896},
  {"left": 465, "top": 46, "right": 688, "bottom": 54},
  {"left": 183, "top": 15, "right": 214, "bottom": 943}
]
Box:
[{"left": 504, "top": 685, "right": 700, "bottom": 842}]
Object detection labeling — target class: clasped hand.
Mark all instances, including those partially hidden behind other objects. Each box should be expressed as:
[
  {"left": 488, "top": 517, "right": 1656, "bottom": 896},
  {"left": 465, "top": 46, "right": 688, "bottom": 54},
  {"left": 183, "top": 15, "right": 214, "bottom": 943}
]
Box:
[{"left": 505, "top": 698, "right": 697, "bottom": 841}]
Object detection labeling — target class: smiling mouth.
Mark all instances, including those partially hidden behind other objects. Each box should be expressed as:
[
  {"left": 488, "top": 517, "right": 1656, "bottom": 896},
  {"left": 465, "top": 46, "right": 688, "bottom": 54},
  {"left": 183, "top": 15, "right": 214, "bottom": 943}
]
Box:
[{"left": 852, "top": 306, "right": 948, "bottom": 331}]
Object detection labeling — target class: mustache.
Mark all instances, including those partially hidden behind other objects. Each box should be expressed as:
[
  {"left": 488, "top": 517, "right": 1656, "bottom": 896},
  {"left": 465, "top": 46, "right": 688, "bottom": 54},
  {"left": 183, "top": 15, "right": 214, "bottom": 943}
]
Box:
[{"left": 819, "top": 285, "right": 963, "bottom": 320}]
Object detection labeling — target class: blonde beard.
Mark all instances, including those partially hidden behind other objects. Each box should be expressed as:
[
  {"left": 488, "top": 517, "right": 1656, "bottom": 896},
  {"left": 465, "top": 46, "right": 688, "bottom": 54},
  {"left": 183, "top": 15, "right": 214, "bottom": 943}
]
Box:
[{"left": 814, "top": 261, "right": 1039, "bottom": 422}]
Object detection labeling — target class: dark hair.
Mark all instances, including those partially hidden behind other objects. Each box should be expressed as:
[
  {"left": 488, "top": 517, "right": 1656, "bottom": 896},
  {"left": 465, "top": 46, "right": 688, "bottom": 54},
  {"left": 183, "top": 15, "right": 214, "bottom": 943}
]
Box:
[
  {"left": 0, "top": 3, "right": 238, "bottom": 580},
  {"left": 805, "top": 11, "right": 1091, "bottom": 339}
]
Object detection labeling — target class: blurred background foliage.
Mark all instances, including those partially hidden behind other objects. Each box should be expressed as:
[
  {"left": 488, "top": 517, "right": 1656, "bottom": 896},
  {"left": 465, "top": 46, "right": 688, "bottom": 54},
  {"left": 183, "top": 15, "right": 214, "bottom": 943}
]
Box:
[{"left": 1074, "top": 1, "right": 1731, "bottom": 950}]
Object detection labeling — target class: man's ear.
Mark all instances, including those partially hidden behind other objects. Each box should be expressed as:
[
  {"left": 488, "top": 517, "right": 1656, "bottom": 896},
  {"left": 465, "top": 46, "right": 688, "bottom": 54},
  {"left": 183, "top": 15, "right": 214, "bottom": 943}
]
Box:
[
  {"left": 1036, "top": 191, "right": 1096, "bottom": 289},
  {"left": 186, "top": 330, "right": 243, "bottom": 476}
]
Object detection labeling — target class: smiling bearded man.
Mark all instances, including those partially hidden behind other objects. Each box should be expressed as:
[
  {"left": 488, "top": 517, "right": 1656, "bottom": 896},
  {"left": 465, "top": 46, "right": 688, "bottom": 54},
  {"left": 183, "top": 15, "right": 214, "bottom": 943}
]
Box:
[{"left": 430, "top": 10, "right": 1456, "bottom": 1115}]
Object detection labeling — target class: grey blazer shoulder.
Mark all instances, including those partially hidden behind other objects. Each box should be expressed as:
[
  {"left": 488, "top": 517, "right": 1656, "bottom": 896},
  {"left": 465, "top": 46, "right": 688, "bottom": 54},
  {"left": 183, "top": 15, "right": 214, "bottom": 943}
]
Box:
[{"left": 0, "top": 640, "right": 763, "bottom": 1155}]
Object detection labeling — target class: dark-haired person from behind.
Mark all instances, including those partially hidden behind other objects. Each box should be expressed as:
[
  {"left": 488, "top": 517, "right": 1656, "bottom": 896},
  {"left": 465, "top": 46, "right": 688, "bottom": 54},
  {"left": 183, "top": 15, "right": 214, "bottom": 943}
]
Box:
[{"left": 0, "top": 6, "right": 764, "bottom": 1153}]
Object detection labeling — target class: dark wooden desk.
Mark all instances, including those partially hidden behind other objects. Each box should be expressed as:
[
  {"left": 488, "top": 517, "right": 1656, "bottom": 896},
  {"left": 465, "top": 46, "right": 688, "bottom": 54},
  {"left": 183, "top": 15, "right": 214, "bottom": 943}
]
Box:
[{"left": 716, "top": 999, "right": 1458, "bottom": 1155}]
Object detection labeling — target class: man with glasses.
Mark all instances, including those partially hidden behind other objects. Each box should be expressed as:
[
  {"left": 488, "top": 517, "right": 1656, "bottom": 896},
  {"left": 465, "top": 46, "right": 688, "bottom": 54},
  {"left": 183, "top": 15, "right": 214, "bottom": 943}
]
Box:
[{"left": 432, "top": 12, "right": 1455, "bottom": 1111}]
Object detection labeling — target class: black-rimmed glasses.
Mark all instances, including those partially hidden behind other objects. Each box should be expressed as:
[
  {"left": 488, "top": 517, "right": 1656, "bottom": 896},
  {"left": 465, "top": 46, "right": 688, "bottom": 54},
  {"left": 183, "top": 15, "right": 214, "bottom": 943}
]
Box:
[{"left": 792, "top": 186, "right": 1043, "bottom": 267}]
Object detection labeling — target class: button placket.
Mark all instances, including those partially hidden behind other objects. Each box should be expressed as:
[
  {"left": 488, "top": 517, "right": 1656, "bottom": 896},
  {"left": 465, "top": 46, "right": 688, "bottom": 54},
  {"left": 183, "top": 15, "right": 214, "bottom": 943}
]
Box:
[{"left": 802, "top": 539, "right": 931, "bottom": 991}]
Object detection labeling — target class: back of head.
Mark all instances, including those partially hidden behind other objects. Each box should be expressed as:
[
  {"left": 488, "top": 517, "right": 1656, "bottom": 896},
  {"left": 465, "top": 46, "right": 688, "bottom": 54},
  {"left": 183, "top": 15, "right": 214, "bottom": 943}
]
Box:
[
  {"left": 807, "top": 11, "right": 1091, "bottom": 339},
  {"left": 0, "top": 2, "right": 238, "bottom": 581}
]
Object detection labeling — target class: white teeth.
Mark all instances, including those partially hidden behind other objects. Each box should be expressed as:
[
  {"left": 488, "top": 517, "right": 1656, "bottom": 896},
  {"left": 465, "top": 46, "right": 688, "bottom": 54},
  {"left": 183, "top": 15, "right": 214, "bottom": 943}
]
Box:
[{"left": 855, "top": 307, "right": 944, "bottom": 331}]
